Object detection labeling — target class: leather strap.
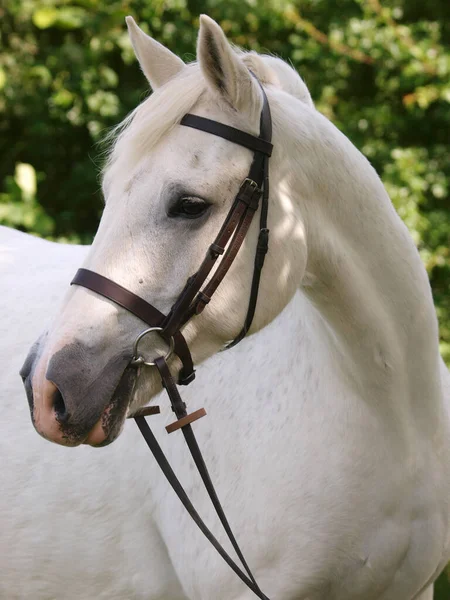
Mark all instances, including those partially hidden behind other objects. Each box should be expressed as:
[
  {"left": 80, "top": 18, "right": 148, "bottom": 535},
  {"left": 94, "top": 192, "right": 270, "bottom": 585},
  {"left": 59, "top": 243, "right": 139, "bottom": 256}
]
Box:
[
  {"left": 225, "top": 153, "right": 270, "bottom": 349},
  {"left": 192, "top": 202, "right": 258, "bottom": 317},
  {"left": 135, "top": 415, "right": 269, "bottom": 599},
  {"left": 166, "top": 408, "right": 207, "bottom": 434},
  {"left": 163, "top": 178, "right": 263, "bottom": 333},
  {"left": 163, "top": 83, "right": 272, "bottom": 337},
  {"left": 180, "top": 114, "right": 273, "bottom": 157},
  {"left": 71, "top": 269, "right": 195, "bottom": 385},
  {"left": 72, "top": 269, "right": 166, "bottom": 325},
  {"left": 143, "top": 357, "right": 270, "bottom": 600}
]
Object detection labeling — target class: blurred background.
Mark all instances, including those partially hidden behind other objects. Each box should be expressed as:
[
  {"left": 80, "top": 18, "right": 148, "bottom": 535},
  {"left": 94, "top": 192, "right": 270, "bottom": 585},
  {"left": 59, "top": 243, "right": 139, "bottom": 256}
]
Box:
[{"left": 1, "top": 0, "right": 449, "bottom": 595}]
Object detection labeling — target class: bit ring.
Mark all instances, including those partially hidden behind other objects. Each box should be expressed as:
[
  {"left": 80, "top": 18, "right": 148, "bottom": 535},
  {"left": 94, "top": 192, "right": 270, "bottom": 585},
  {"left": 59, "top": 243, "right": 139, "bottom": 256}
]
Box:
[{"left": 130, "top": 327, "right": 174, "bottom": 367}]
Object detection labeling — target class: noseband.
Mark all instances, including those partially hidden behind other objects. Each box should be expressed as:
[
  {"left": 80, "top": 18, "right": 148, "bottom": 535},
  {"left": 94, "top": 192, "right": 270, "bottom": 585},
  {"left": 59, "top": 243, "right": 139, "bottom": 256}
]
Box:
[{"left": 71, "top": 80, "right": 273, "bottom": 599}]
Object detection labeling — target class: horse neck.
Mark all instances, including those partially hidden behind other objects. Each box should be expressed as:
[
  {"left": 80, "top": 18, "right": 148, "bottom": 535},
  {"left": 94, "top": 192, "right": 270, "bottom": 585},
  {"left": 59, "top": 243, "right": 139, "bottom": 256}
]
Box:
[{"left": 278, "top": 105, "right": 443, "bottom": 421}]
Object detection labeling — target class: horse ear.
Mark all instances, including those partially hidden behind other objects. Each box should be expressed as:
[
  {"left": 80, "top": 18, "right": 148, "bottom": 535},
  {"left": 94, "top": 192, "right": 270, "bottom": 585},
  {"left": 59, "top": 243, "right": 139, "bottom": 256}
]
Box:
[
  {"left": 197, "top": 15, "right": 259, "bottom": 113},
  {"left": 126, "top": 16, "right": 184, "bottom": 90}
]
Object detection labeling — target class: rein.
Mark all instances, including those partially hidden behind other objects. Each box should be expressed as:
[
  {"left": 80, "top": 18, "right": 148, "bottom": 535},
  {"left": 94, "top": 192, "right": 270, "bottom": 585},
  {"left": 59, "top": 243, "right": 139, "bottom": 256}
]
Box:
[{"left": 71, "top": 79, "right": 273, "bottom": 599}]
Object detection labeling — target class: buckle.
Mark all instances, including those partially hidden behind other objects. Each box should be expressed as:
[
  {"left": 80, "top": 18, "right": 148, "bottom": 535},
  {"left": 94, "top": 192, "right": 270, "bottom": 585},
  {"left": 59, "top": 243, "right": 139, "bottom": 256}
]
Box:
[{"left": 237, "top": 178, "right": 262, "bottom": 210}]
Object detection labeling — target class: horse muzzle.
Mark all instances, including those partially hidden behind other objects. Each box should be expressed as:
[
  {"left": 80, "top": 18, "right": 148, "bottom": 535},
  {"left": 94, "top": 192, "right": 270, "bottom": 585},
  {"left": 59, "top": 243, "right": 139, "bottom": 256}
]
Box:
[{"left": 20, "top": 340, "right": 136, "bottom": 446}]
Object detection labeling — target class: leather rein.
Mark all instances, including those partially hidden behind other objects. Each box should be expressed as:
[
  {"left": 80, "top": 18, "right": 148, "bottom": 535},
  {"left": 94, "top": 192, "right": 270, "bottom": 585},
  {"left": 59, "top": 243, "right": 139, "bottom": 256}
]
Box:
[{"left": 71, "top": 80, "right": 273, "bottom": 599}]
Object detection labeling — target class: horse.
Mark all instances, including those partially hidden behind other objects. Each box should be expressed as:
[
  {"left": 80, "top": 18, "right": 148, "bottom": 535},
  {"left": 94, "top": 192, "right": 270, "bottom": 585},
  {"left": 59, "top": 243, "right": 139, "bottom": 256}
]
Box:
[{"left": 2, "top": 14, "right": 449, "bottom": 600}]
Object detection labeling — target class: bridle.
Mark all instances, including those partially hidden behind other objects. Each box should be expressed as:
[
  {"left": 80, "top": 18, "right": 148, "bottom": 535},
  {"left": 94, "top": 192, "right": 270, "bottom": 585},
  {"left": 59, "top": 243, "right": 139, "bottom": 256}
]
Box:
[
  {"left": 72, "top": 77, "right": 272, "bottom": 600},
  {"left": 71, "top": 78, "right": 273, "bottom": 599}
]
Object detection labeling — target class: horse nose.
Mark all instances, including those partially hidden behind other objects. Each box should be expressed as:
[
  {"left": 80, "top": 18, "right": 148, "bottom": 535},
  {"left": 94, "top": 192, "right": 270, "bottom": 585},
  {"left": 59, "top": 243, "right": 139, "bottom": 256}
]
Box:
[
  {"left": 28, "top": 341, "right": 133, "bottom": 446},
  {"left": 33, "top": 378, "right": 84, "bottom": 445},
  {"left": 51, "top": 386, "right": 70, "bottom": 423},
  {"left": 33, "top": 376, "right": 112, "bottom": 446}
]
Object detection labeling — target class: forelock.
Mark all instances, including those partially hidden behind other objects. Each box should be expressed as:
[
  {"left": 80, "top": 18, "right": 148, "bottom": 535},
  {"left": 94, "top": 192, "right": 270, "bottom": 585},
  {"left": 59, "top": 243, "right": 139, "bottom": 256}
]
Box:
[{"left": 102, "top": 63, "right": 206, "bottom": 191}]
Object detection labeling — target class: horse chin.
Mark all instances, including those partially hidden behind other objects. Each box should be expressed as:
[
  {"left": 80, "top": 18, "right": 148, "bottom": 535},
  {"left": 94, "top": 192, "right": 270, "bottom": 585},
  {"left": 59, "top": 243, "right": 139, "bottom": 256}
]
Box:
[{"left": 82, "top": 366, "right": 139, "bottom": 447}]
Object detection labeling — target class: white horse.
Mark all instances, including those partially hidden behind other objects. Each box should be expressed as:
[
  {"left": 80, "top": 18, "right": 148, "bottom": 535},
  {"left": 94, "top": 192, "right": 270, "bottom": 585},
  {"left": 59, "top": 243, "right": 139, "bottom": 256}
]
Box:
[{"left": 1, "top": 14, "right": 449, "bottom": 600}]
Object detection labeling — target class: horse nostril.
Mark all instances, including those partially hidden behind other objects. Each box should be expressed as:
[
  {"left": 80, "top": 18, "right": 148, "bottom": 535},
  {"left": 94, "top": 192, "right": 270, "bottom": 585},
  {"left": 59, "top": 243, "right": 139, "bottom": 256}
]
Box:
[{"left": 53, "top": 387, "right": 70, "bottom": 423}]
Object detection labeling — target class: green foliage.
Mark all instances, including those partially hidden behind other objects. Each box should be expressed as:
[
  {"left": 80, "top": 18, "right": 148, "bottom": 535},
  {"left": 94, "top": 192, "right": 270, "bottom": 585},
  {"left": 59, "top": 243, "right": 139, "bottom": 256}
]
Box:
[{"left": 1, "top": 0, "right": 450, "bottom": 594}]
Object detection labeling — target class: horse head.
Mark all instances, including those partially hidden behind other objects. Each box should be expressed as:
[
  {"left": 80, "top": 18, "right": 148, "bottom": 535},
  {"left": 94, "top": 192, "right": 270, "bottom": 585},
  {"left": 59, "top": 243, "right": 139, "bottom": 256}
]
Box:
[{"left": 21, "top": 16, "right": 311, "bottom": 446}]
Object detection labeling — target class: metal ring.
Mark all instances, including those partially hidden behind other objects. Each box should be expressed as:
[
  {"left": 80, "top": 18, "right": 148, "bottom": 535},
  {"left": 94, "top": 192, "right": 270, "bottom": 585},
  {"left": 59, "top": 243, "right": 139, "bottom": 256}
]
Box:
[{"left": 130, "top": 327, "right": 175, "bottom": 367}]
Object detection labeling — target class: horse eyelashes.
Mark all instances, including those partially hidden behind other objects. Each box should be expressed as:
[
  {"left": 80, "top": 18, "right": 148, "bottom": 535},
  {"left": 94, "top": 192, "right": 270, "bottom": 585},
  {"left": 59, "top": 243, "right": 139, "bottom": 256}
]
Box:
[{"left": 168, "top": 196, "right": 210, "bottom": 219}]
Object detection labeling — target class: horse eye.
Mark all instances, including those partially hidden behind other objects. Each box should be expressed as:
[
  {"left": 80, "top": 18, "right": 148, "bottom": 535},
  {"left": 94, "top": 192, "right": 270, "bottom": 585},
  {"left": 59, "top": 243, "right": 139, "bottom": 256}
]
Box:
[{"left": 169, "top": 196, "right": 210, "bottom": 219}]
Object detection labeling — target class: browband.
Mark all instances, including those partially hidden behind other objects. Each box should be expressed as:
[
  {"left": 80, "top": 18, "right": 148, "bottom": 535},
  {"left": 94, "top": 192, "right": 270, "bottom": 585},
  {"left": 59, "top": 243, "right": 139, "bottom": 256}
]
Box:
[{"left": 180, "top": 114, "right": 273, "bottom": 157}]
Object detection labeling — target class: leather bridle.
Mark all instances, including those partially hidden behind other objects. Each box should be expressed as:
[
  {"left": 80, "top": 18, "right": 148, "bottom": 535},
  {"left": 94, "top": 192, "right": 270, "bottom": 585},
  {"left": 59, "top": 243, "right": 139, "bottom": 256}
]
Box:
[{"left": 71, "top": 79, "right": 273, "bottom": 599}]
